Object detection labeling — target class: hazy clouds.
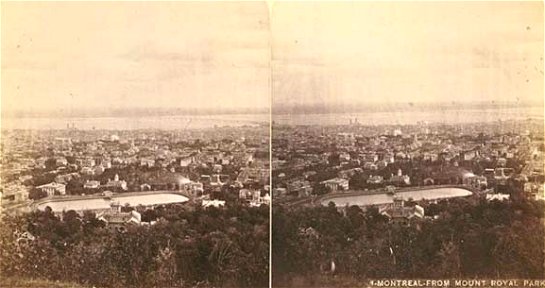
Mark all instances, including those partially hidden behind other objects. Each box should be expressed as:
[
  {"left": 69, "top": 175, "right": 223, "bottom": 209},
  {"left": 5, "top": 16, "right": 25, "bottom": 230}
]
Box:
[
  {"left": 2, "top": 2, "right": 271, "bottom": 115},
  {"left": 2, "top": 2, "right": 543, "bottom": 116},
  {"left": 272, "top": 2, "right": 543, "bottom": 109}
]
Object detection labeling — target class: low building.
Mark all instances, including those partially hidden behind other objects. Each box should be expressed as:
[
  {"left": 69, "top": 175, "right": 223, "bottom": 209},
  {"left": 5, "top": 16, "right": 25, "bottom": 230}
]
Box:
[
  {"left": 339, "top": 152, "right": 351, "bottom": 162},
  {"left": 180, "top": 157, "right": 193, "bottom": 167},
  {"left": 202, "top": 199, "right": 225, "bottom": 208},
  {"left": 84, "top": 180, "right": 101, "bottom": 189},
  {"left": 188, "top": 181, "right": 204, "bottom": 196},
  {"left": 200, "top": 175, "right": 211, "bottom": 183},
  {"left": 463, "top": 175, "right": 488, "bottom": 190},
  {"left": 237, "top": 168, "right": 270, "bottom": 185},
  {"left": 102, "top": 159, "right": 112, "bottom": 169},
  {"left": 486, "top": 193, "right": 510, "bottom": 201},
  {"left": 524, "top": 182, "right": 544, "bottom": 200},
  {"left": 55, "top": 157, "right": 68, "bottom": 166},
  {"left": 377, "top": 160, "right": 389, "bottom": 170},
  {"left": 367, "top": 175, "right": 384, "bottom": 185},
  {"left": 140, "top": 158, "right": 156, "bottom": 167},
  {"left": 363, "top": 162, "right": 378, "bottom": 170},
  {"left": 273, "top": 188, "right": 287, "bottom": 197},
  {"left": 338, "top": 168, "right": 362, "bottom": 179},
  {"left": 104, "top": 174, "right": 128, "bottom": 190},
  {"left": 379, "top": 197, "right": 424, "bottom": 225},
  {"left": 210, "top": 174, "right": 223, "bottom": 186},
  {"left": 361, "top": 153, "right": 378, "bottom": 163},
  {"left": 80, "top": 166, "right": 95, "bottom": 176},
  {"left": 213, "top": 164, "right": 223, "bottom": 173},
  {"left": 494, "top": 167, "right": 514, "bottom": 185},
  {"left": 2, "top": 184, "right": 30, "bottom": 203},
  {"left": 81, "top": 157, "right": 96, "bottom": 168},
  {"left": 462, "top": 150, "right": 478, "bottom": 161},
  {"left": 240, "top": 189, "right": 270, "bottom": 206},
  {"left": 287, "top": 179, "right": 313, "bottom": 197},
  {"left": 259, "top": 193, "right": 271, "bottom": 206},
  {"left": 321, "top": 178, "right": 349, "bottom": 192},
  {"left": 96, "top": 203, "right": 142, "bottom": 232},
  {"left": 36, "top": 182, "right": 66, "bottom": 197},
  {"left": 239, "top": 189, "right": 259, "bottom": 201},
  {"left": 54, "top": 173, "right": 78, "bottom": 184},
  {"left": 389, "top": 169, "right": 411, "bottom": 186}
]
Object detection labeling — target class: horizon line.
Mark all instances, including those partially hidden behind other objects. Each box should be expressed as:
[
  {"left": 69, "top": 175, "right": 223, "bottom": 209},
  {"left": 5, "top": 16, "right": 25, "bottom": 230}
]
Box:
[{"left": 2, "top": 100, "right": 543, "bottom": 119}]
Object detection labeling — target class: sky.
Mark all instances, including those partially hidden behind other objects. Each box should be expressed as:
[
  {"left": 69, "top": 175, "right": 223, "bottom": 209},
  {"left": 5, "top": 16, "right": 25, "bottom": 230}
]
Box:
[
  {"left": 2, "top": 2, "right": 271, "bottom": 116},
  {"left": 271, "top": 2, "right": 544, "bottom": 109},
  {"left": 2, "top": 2, "right": 543, "bottom": 117}
]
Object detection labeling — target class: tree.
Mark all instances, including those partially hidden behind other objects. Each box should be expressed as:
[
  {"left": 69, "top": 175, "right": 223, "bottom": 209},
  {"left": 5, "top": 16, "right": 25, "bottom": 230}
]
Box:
[{"left": 29, "top": 188, "right": 47, "bottom": 200}]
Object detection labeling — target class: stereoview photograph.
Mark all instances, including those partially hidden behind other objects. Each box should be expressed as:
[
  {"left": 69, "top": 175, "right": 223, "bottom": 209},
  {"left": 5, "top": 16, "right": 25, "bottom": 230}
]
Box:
[
  {"left": 1, "top": 1, "right": 544, "bottom": 288},
  {"left": 1, "top": 2, "right": 270, "bottom": 288},
  {"left": 271, "top": 2, "right": 545, "bottom": 288}
]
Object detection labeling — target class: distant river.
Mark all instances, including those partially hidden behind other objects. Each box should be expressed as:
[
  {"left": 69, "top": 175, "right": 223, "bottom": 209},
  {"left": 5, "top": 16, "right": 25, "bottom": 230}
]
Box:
[
  {"left": 322, "top": 187, "right": 473, "bottom": 207},
  {"left": 4, "top": 107, "right": 542, "bottom": 130},
  {"left": 274, "top": 107, "right": 543, "bottom": 126},
  {"left": 1, "top": 113, "right": 269, "bottom": 130}
]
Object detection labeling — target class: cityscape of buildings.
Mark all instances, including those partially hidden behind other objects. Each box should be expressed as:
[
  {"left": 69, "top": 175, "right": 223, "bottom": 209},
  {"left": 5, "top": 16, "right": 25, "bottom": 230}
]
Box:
[
  {"left": 274, "top": 119, "right": 543, "bottom": 198},
  {"left": 273, "top": 118, "right": 544, "bottom": 210},
  {"left": 1, "top": 124, "right": 271, "bottom": 219}
]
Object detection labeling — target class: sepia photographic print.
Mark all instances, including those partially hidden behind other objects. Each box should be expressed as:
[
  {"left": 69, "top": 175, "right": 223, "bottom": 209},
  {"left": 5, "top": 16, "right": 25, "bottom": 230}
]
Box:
[{"left": 1, "top": 1, "right": 544, "bottom": 288}]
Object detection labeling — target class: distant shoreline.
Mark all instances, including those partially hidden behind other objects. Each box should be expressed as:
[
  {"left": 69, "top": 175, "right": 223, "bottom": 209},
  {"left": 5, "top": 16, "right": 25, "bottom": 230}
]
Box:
[
  {"left": 1, "top": 108, "right": 270, "bottom": 119},
  {"left": 0, "top": 114, "right": 270, "bottom": 131},
  {"left": 273, "top": 101, "right": 544, "bottom": 115},
  {"left": 3, "top": 101, "right": 543, "bottom": 119},
  {"left": 272, "top": 106, "right": 544, "bottom": 127}
]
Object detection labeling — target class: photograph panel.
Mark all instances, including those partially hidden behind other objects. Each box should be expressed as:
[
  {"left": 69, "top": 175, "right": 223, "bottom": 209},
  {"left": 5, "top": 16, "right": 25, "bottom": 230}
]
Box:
[
  {"left": 1, "top": 2, "right": 271, "bottom": 287},
  {"left": 271, "top": 2, "right": 544, "bottom": 287}
]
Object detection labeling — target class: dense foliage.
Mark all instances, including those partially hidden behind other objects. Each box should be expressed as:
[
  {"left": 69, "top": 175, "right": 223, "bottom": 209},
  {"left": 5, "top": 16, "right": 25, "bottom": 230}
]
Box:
[
  {"left": 0, "top": 204, "right": 269, "bottom": 288},
  {"left": 273, "top": 198, "right": 545, "bottom": 286}
]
